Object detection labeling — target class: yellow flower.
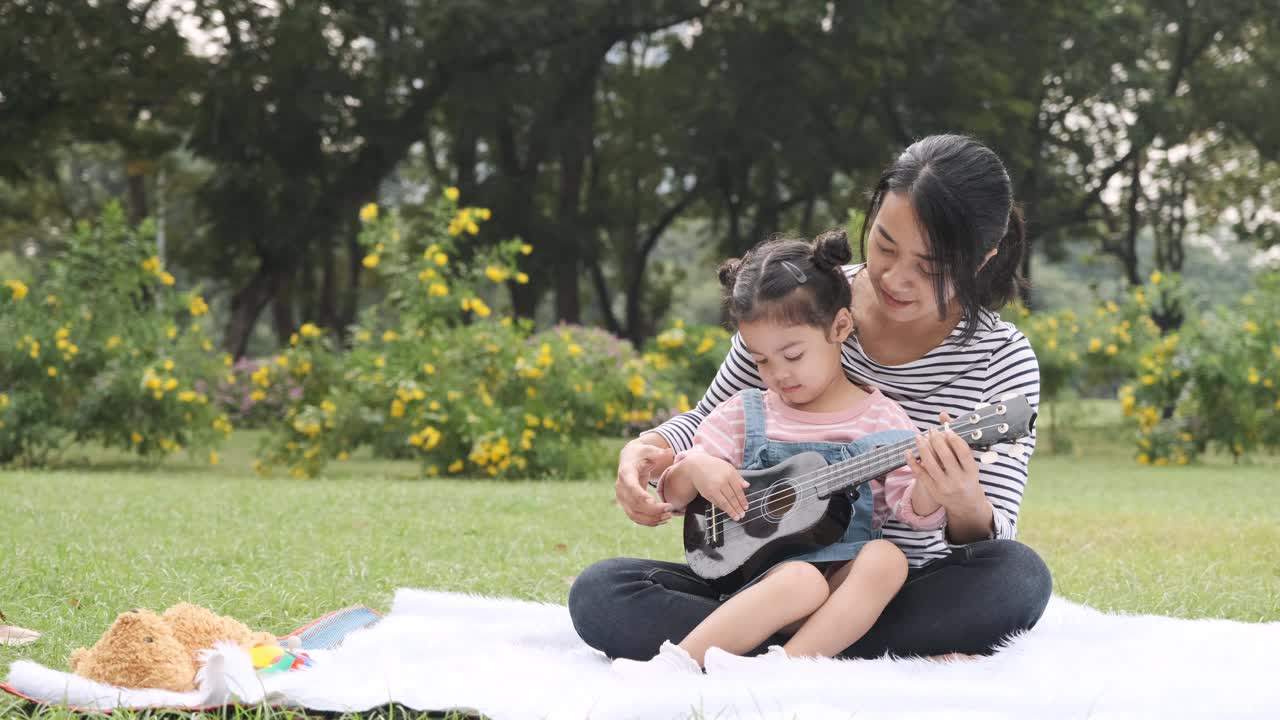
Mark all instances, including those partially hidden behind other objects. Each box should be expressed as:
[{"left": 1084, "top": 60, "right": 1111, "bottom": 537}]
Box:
[
  {"left": 1247, "top": 368, "right": 1260, "bottom": 385},
  {"left": 568, "top": 344, "right": 582, "bottom": 357},
  {"left": 360, "top": 202, "right": 379, "bottom": 222},
  {"left": 444, "top": 187, "right": 460, "bottom": 201},
  {"left": 626, "top": 374, "right": 645, "bottom": 397},
  {"left": 208, "top": 451, "right": 220, "bottom": 466},
  {"left": 515, "top": 271, "right": 529, "bottom": 284},
  {"left": 159, "top": 271, "right": 175, "bottom": 286},
  {"left": 1088, "top": 338, "right": 1102, "bottom": 353},
  {"left": 422, "top": 363, "right": 436, "bottom": 375},
  {"left": 47, "top": 366, "right": 57, "bottom": 377},
  {"left": 470, "top": 298, "right": 491, "bottom": 318},
  {"left": 166, "top": 325, "right": 178, "bottom": 340},
  {"left": 142, "top": 257, "right": 160, "bottom": 274},
  {"left": 476, "top": 208, "right": 491, "bottom": 221},
  {"left": 300, "top": 322, "right": 322, "bottom": 338},
  {"left": 0, "top": 393, "right": 7, "bottom": 408},
  {"left": 434, "top": 252, "right": 448, "bottom": 266},
  {"left": 250, "top": 389, "right": 266, "bottom": 402},
  {"left": 448, "top": 459, "right": 464, "bottom": 473},
  {"left": 363, "top": 254, "right": 380, "bottom": 269},
  {"left": 520, "top": 243, "right": 533, "bottom": 255},
  {"left": 1150, "top": 270, "right": 1163, "bottom": 285},
  {"left": 383, "top": 330, "right": 400, "bottom": 342},
  {"left": 1243, "top": 320, "right": 1259, "bottom": 335},
  {"left": 106, "top": 336, "right": 122, "bottom": 350},
  {"left": 485, "top": 265, "right": 510, "bottom": 283},
  {"left": 189, "top": 295, "right": 209, "bottom": 316},
  {"left": 131, "top": 431, "right": 144, "bottom": 444},
  {"left": 1105, "top": 344, "right": 1118, "bottom": 356},
  {"left": 5, "top": 279, "right": 29, "bottom": 300},
  {"left": 429, "top": 282, "right": 449, "bottom": 297},
  {"left": 418, "top": 268, "right": 437, "bottom": 282},
  {"left": 1136, "top": 453, "right": 1150, "bottom": 466},
  {"left": 1105, "top": 300, "right": 1119, "bottom": 314}
]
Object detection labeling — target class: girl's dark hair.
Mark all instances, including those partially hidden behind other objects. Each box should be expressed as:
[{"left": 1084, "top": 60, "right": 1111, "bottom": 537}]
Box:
[
  {"left": 718, "top": 229, "right": 854, "bottom": 332},
  {"left": 859, "top": 134, "right": 1028, "bottom": 344}
]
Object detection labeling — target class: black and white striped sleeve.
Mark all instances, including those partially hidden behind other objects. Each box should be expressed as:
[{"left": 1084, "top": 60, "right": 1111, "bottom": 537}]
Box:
[
  {"left": 647, "top": 333, "right": 764, "bottom": 453},
  {"left": 973, "top": 329, "right": 1040, "bottom": 542}
]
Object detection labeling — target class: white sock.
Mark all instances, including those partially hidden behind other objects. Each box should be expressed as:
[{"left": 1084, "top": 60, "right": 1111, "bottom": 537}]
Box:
[
  {"left": 703, "top": 644, "right": 789, "bottom": 674},
  {"left": 611, "top": 640, "right": 703, "bottom": 677}
]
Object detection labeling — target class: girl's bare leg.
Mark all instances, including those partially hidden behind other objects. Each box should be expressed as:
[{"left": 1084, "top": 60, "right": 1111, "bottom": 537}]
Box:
[
  {"left": 679, "top": 561, "right": 828, "bottom": 665},
  {"left": 783, "top": 539, "right": 908, "bottom": 658}
]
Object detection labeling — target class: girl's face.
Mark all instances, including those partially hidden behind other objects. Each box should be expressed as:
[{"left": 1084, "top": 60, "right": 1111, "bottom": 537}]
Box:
[
  {"left": 738, "top": 309, "right": 853, "bottom": 410},
  {"left": 865, "top": 192, "right": 953, "bottom": 325}
]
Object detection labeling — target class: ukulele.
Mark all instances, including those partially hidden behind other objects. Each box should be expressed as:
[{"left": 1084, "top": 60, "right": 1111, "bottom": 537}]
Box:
[{"left": 683, "top": 394, "right": 1036, "bottom": 593}]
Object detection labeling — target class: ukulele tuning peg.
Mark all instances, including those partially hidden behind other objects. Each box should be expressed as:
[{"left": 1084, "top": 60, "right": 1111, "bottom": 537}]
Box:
[{"left": 979, "top": 451, "right": 1000, "bottom": 465}]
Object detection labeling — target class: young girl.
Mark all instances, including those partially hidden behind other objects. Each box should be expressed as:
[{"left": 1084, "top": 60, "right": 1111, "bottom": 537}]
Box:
[{"left": 612, "top": 230, "right": 946, "bottom": 676}]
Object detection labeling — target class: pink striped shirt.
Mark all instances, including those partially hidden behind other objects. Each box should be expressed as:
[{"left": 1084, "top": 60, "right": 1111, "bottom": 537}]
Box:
[{"left": 657, "top": 388, "right": 946, "bottom": 530}]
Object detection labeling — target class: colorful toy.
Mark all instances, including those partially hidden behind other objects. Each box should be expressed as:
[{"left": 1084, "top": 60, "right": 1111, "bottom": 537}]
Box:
[{"left": 250, "top": 642, "right": 313, "bottom": 673}]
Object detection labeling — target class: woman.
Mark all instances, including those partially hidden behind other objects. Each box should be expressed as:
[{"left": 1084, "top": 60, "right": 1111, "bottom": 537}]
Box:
[{"left": 569, "top": 134, "right": 1052, "bottom": 661}]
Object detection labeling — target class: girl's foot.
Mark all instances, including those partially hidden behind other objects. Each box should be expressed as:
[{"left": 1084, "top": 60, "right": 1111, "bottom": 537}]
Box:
[
  {"left": 703, "top": 644, "right": 789, "bottom": 674},
  {"left": 611, "top": 640, "right": 702, "bottom": 677},
  {"left": 926, "top": 652, "right": 980, "bottom": 663}
]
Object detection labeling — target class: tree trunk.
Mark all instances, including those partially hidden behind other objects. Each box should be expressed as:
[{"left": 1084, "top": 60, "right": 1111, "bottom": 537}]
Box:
[
  {"left": 271, "top": 264, "right": 296, "bottom": 346},
  {"left": 125, "top": 159, "right": 149, "bottom": 226},
  {"left": 222, "top": 260, "right": 284, "bottom": 359}
]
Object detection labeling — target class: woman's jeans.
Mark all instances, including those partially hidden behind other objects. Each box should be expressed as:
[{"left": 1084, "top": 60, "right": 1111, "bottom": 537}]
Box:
[{"left": 568, "top": 539, "right": 1053, "bottom": 660}]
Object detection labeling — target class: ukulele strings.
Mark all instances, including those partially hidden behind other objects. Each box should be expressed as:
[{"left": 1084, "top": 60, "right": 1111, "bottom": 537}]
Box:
[
  {"left": 712, "top": 414, "right": 1011, "bottom": 517},
  {"left": 704, "top": 415, "right": 1021, "bottom": 539}
]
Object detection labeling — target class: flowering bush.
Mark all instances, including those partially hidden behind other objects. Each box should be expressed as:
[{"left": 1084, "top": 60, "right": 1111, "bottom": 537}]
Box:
[
  {"left": 0, "top": 203, "right": 231, "bottom": 466},
  {"left": 642, "top": 320, "right": 732, "bottom": 409},
  {"left": 256, "top": 193, "right": 678, "bottom": 478},
  {"left": 1122, "top": 273, "right": 1280, "bottom": 465},
  {"left": 210, "top": 357, "right": 304, "bottom": 428}
]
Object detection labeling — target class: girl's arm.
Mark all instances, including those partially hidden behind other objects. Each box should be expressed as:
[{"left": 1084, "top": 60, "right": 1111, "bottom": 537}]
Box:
[
  {"left": 884, "top": 466, "right": 947, "bottom": 530},
  {"left": 654, "top": 395, "right": 748, "bottom": 514}
]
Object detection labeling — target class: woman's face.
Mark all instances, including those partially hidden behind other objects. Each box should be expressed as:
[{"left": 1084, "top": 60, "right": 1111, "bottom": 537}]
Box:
[{"left": 865, "top": 192, "right": 954, "bottom": 325}]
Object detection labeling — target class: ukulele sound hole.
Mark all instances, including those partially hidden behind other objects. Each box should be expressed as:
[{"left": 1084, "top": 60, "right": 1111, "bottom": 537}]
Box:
[{"left": 763, "top": 482, "right": 798, "bottom": 522}]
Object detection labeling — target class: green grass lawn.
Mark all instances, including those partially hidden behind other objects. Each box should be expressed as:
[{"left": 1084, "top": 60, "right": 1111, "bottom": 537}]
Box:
[{"left": 3, "top": 410, "right": 1279, "bottom": 717}]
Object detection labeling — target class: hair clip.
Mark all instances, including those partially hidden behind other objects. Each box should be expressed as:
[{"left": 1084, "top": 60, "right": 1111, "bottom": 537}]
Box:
[{"left": 781, "top": 261, "right": 807, "bottom": 284}]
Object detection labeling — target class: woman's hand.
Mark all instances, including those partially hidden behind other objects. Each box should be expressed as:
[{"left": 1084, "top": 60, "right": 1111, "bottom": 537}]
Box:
[
  {"left": 615, "top": 436, "right": 676, "bottom": 526},
  {"left": 905, "top": 412, "right": 995, "bottom": 542}
]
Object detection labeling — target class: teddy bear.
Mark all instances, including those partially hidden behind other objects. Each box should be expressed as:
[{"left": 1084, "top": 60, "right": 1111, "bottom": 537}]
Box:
[{"left": 68, "top": 602, "right": 277, "bottom": 692}]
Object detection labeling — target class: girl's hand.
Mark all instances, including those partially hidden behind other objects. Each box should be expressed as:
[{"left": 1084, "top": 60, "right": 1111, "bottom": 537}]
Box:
[
  {"left": 904, "top": 412, "right": 985, "bottom": 511},
  {"left": 692, "top": 462, "right": 751, "bottom": 521},
  {"left": 615, "top": 437, "right": 676, "bottom": 526}
]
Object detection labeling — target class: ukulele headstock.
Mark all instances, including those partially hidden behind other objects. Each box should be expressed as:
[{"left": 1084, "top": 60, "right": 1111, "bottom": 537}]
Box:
[{"left": 947, "top": 394, "right": 1036, "bottom": 456}]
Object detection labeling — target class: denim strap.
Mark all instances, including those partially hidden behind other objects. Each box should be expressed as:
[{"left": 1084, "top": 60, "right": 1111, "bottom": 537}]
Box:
[{"left": 738, "top": 388, "right": 769, "bottom": 464}]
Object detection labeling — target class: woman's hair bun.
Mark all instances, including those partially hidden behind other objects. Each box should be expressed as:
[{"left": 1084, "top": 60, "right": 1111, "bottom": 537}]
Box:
[{"left": 811, "top": 229, "right": 853, "bottom": 270}]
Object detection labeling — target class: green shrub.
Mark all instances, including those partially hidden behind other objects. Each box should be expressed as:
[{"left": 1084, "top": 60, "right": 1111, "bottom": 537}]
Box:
[{"left": 0, "top": 203, "right": 231, "bottom": 466}]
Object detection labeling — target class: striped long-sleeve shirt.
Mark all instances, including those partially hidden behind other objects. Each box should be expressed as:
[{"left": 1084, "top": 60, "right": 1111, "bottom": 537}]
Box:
[{"left": 648, "top": 264, "right": 1041, "bottom": 567}]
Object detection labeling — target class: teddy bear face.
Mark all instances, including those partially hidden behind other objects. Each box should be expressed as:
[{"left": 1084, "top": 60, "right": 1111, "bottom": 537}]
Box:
[{"left": 70, "top": 609, "right": 196, "bottom": 692}]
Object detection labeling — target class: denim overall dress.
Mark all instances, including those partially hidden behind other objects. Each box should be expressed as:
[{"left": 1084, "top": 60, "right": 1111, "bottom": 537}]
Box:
[{"left": 727, "top": 388, "right": 916, "bottom": 598}]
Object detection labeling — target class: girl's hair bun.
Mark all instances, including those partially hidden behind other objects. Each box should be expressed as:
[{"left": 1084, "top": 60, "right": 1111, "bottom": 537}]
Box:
[
  {"left": 811, "top": 229, "right": 853, "bottom": 270},
  {"left": 718, "top": 257, "right": 744, "bottom": 289}
]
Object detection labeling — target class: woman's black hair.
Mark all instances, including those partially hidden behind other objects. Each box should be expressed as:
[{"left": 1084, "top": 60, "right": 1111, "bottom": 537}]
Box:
[
  {"left": 718, "top": 229, "right": 854, "bottom": 333},
  {"left": 859, "top": 134, "right": 1028, "bottom": 344}
]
